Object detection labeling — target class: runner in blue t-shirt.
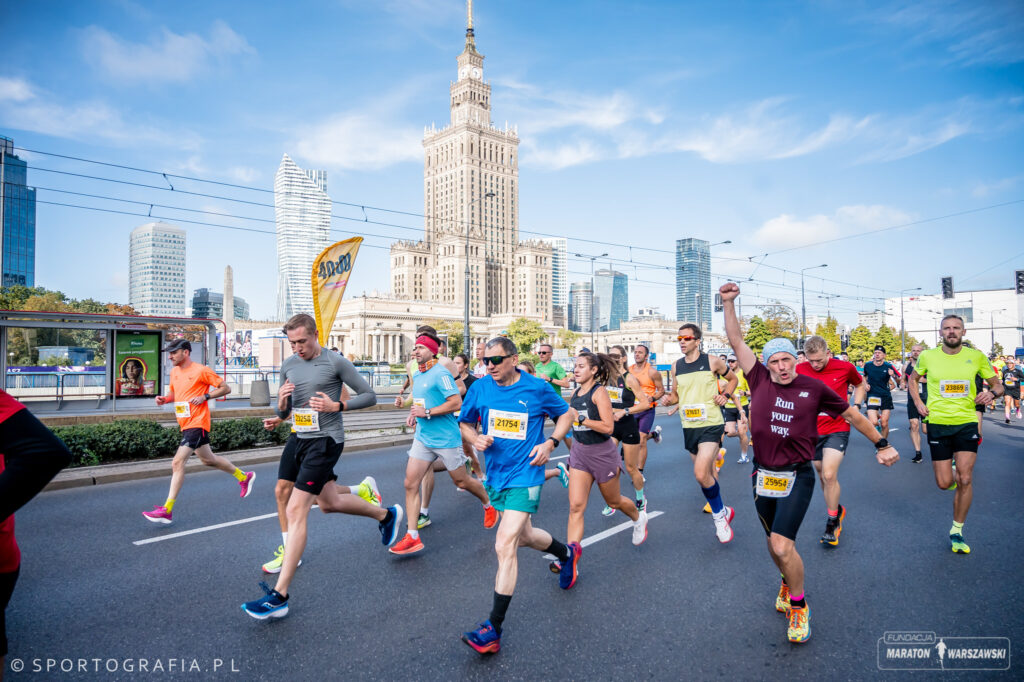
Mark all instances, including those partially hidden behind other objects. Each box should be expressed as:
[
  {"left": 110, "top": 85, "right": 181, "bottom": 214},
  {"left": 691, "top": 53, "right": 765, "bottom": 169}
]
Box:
[
  {"left": 862, "top": 345, "right": 900, "bottom": 438},
  {"left": 390, "top": 334, "right": 498, "bottom": 556},
  {"left": 458, "top": 337, "right": 574, "bottom": 656}
]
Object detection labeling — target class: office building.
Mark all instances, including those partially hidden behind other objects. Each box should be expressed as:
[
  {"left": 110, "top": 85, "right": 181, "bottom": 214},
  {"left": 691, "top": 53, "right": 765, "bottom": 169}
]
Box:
[
  {"left": 1, "top": 137, "right": 36, "bottom": 287},
  {"left": 569, "top": 281, "right": 593, "bottom": 333},
  {"left": 275, "top": 154, "right": 331, "bottom": 321},
  {"left": 594, "top": 268, "right": 628, "bottom": 331},
  {"left": 129, "top": 222, "right": 187, "bottom": 316},
  {"left": 675, "top": 238, "right": 711, "bottom": 331},
  {"left": 192, "top": 288, "right": 250, "bottom": 320}
]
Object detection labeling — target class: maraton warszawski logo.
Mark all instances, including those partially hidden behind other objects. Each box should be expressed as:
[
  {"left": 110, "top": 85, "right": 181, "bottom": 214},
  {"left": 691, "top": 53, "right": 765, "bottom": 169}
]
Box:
[{"left": 878, "top": 631, "right": 1010, "bottom": 671}]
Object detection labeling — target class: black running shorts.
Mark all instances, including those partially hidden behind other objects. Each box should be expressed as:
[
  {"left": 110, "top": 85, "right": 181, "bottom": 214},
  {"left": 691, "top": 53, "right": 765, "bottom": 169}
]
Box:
[
  {"left": 683, "top": 424, "right": 725, "bottom": 455},
  {"left": 753, "top": 461, "right": 815, "bottom": 542},
  {"left": 927, "top": 423, "right": 979, "bottom": 461},
  {"left": 179, "top": 428, "right": 210, "bottom": 449},
  {"left": 0, "top": 567, "right": 18, "bottom": 657},
  {"left": 277, "top": 433, "right": 300, "bottom": 482},
  {"left": 291, "top": 436, "right": 345, "bottom": 495},
  {"left": 612, "top": 415, "right": 641, "bottom": 445},
  {"left": 865, "top": 394, "right": 894, "bottom": 411},
  {"left": 814, "top": 431, "right": 849, "bottom": 461}
]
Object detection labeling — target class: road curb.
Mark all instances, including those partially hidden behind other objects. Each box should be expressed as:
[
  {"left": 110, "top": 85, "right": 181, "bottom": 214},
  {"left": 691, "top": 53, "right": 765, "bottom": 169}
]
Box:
[{"left": 45, "top": 433, "right": 415, "bottom": 491}]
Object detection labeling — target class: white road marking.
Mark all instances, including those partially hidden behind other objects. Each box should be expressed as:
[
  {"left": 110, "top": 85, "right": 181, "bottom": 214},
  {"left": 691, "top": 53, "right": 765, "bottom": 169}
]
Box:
[
  {"left": 542, "top": 510, "right": 664, "bottom": 559},
  {"left": 550, "top": 453, "right": 569, "bottom": 461},
  {"left": 133, "top": 508, "right": 318, "bottom": 546}
]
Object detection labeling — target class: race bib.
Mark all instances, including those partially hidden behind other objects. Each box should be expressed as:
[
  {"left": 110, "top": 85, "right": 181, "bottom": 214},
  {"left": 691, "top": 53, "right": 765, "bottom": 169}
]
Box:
[
  {"left": 606, "top": 387, "right": 622, "bottom": 404},
  {"left": 755, "top": 469, "right": 796, "bottom": 498},
  {"left": 682, "top": 403, "right": 707, "bottom": 422},
  {"left": 174, "top": 401, "right": 191, "bottom": 419},
  {"left": 867, "top": 396, "right": 882, "bottom": 407},
  {"left": 1005, "top": 377, "right": 1016, "bottom": 387},
  {"left": 413, "top": 398, "right": 426, "bottom": 409},
  {"left": 293, "top": 408, "right": 320, "bottom": 433},
  {"left": 939, "top": 380, "right": 969, "bottom": 398},
  {"left": 574, "top": 407, "right": 591, "bottom": 431},
  {"left": 488, "top": 409, "right": 528, "bottom": 440}
]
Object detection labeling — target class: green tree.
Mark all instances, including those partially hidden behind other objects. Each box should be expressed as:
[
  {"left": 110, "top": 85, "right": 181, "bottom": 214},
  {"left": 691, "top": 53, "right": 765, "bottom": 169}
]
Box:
[
  {"left": 873, "top": 325, "right": 899, "bottom": 358},
  {"left": 847, "top": 325, "right": 874, "bottom": 362},
  {"left": 760, "top": 303, "right": 799, "bottom": 342},
  {"left": 744, "top": 315, "right": 772, "bottom": 354},
  {"left": 506, "top": 318, "right": 546, "bottom": 356},
  {"left": 813, "top": 316, "right": 842, "bottom": 354},
  {"left": 992, "top": 341, "right": 1005, "bottom": 356},
  {"left": 896, "top": 329, "right": 927, "bottom": 354},
  {"left": 423, "top": 319, "right": 470, "bottom": 357},
  {"left": 554, "top": 327, "right": 580, "bottom": 350}
]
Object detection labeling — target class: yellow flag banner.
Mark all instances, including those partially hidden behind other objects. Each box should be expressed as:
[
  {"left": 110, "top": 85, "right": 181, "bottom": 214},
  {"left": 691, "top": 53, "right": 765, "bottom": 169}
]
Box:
[{"left": 311, "top": 237, "right": 363, "bottom": 346}]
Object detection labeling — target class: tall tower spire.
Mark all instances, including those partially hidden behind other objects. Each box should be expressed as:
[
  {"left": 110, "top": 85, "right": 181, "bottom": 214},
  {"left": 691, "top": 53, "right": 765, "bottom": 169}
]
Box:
[{"left": 465, "top": 0, "right": 476, "bottom": 49}]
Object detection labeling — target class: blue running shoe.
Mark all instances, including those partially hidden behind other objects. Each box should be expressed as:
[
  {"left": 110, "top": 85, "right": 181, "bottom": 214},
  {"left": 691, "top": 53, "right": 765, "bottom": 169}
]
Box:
[
  {"left": 559, "top": 542, "right": 581, "bottom": 590},
  {"left": 556, "top": 462, "right": 569, "bottom": 488},
  {"left": 379, "top": 504, "right": 404, "bottom": 546},
  {"left": 241, "top": 581, "right": 288, "bottom": 620},
  {"left": 462, "top": 620, "right": 501, "bottom": 654}
]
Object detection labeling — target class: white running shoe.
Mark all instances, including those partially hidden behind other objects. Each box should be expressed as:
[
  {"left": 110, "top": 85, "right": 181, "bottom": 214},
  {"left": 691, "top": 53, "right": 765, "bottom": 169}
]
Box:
[
  {"left": 737, "top": 455, "right": 750, "bottom": 463},
  {"left": 713, "top": 506, "right": 735, "bottom": 544},
  {"left": 651, "top": 425, "right": 663, "bottom": 444},
  {"left": 632, "top": 510, "right": 649, "bottom": 545}
]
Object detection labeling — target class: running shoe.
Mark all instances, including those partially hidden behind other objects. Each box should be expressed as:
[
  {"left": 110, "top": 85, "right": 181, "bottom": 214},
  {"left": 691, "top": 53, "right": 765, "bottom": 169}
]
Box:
[
  {"left": 787, "top": 604, "right": 810, "bottom": 643},
  {"left": 261, "top": 545, "right": 303, "bottom": 573},
  {"left": 651, "top": 425, "right": 662, "bottom": 444},
  {"left": 715, "top": 448, "right": 726, "bottom": 471},
  {"left": 601, "top": 505, "right": 615, "bottom": 517},
  {"left": 389, "top": 532, "right": 424, "bottom": 555},
  {"left": 1016, "top": 407, "right": 1021, "bottom": 419},
  {"left": 702, "top": 502, "right": 712, "bottom": 514},
  {"left": 556, "top": 462, "right": 570, "bottom": 488},
  {"left": 775, "top": 582, "right": 790, "bottom": 613},
  {"left": 559, "top": 542, "right": 581, "bottom": 589},
  {"left": 632, "top": 510, "right": 649, "bottom": 546},
  {"left": 483, "top": 505, "right": 498, "bottom": 529},
  {"left": 379, "top": 505, "right": 404, "bottom": 546},
  {"left": 549, "top": 560, "right": 562, "bottom": 574},
  {"left": 635, "top": 496, "right": 647, "bottom": 512},
  {"left": 737, "top": 454, "right": 750, "bottom": 463},
  {"left": 462, "top": 620, "right": 500, "bottom": 654},
  {"left": 142, "top": 505, "right": 172, "bottom": 524},
  {"left": 357, "top": 476, "right": 382, "bottom": 506},
  {"left": 713, "top": 506, "right": 735, "bottom": 543},
  {"left": 241, "top": 581, "right": 288, "bottom": 620},
  {"left": 950, "top": 533, "right": 971, "bottom": 554},
  {"left": 1006, "top": 418, "right": 1011, "bottom": 424},
  {"left": 911, "top": 452, "right": 922, "bottom": 464},
  {"left": 821, "top": 518, "right": 839, "bottom": 546},
  {"left": 239, "top": 471, "right": 256, "bottom": 498},
  {"left": 417, "top": 512, "right": 432, "bottom": 529}
]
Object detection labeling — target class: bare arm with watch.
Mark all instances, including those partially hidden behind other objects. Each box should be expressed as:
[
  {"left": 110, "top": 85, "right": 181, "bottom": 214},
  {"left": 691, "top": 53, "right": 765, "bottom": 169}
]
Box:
[
  {"left": 841, "top": 405, "right": 900, "bottom": 465},
  {"left": 530, "top": 410, "right": 574, "bottom": 466},
  {"left": 190, "top": 382, "right": 230, "bottom": 406},
  {"left": 616, "top": 373, "right": 650, "bottom": 421}
]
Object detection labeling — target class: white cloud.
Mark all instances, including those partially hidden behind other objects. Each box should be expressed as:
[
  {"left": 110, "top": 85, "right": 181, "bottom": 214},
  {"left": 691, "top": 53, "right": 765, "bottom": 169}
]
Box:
[
  {"left": 520, "top": 139, "right": 602, "bottom": 171},
  {"left": 227, "top": 166, "right": 260, "bottom": 184},
  {"left": 0, "top": 77, "right": 199, "bottom": 148},
  {"left": 753, "top": 205, "right": 914, "bottom": 248},
  {"left": 972, "top": 174, "right": 1023, "bottom": 198},
  {"left": 294, "top": 113, "right": 422, "bottom": 170},
  {"left": 80, "top": 20, "right": 254, "bottom": 83}
]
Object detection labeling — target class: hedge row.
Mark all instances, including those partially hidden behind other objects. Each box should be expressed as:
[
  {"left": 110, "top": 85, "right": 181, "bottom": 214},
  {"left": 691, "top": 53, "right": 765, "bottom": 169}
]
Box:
[{"left": 52, "top": 418, "right": 293, "bottom": 468}]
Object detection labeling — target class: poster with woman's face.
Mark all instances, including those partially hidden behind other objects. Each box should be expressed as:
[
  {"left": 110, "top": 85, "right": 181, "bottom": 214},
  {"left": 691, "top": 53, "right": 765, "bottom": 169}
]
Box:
[{"left": 114, "top": 332, "right": 160, "bottom": 396}]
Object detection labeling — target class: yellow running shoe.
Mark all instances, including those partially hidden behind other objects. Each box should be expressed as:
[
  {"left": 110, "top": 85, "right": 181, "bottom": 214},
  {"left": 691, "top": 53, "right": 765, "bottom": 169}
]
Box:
[
  {"left": 950, "top": 533, "right": 971, "bottom": 554},
  {"left": 261, "top": 545, "right": 302, "bottom": 574},
  {"left": 775, "top": 582, "right": 790, "bottom": 613},
  {"left": 355, "top": 476, "right": 382, "bottom": 506},
  {"left": 787, "top": 604, "right": 810, "bottom": 642},
  {"left": 715, "top": 448, "right": 726, "bottom": 472},
  {"left": 702, "top": 502, "right": 712, "bottom": 514}
]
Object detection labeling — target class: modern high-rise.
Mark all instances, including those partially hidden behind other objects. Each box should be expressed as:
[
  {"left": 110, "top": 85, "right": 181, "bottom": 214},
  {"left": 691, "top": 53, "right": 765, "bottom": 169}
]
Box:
[
  {"left": 1, "top": 137, "right": 36, "bottom": 287},
  {"left": 569, "top": 281, "right": 593, "bottom": 333},
  {"left": 192, "top": 288, "right": 250, "bottom": 320},
  {"left": 594, "top": 269, "right": 628, "bottom": 331},
  {"left": 275, "top": 154, "right": 331, "bottom": 321},
  {"left": 389, "top": 3, "right": 552, "bottom": 323},
  {"left": 546, "top": 237, "right": 568, "bottom": 326},
  {"left": 676, "top": 238, "right": 711, "bottom": 331},
  {"left": 129, "top": 222, "right": 186, "bottom": 316}
]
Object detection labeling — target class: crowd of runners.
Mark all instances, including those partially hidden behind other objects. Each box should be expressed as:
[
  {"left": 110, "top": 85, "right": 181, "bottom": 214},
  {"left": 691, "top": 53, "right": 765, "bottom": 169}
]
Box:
[{"left": 1, "top": 284, "right": 1018, "bottom": 667}]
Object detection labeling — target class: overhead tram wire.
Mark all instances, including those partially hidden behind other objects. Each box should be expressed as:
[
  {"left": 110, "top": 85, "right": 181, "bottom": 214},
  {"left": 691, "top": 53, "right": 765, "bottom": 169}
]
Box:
[{"left": 19, "top": 145, "right": 1024, "bottom": 288}]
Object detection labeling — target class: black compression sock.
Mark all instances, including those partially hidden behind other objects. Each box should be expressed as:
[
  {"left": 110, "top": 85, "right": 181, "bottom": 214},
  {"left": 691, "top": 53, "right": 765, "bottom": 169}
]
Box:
[
  {"left": 489, "top": 592, "right": 512, "bottom": 633},
  {"left": 790, "top": 596, "right": 806, "bottom": 609},
  {"left": 545, "top": 539, "right": 570, "bottom": 563}
]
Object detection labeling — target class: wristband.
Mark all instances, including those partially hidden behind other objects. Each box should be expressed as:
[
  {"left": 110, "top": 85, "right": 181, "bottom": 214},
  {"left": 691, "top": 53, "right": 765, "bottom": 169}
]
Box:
[
  {"left": 874, "top": 438, "right": 889, "bottom": 450},
  {"left": 204, "top": 393, "right": 211, "bottom": 402},
  {"left": 547, "top": 437, "right": 559, "bottom": 447}
]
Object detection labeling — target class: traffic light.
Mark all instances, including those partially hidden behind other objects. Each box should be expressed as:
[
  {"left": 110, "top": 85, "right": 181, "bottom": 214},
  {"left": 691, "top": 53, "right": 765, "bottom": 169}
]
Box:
[
  {"left": 714, "top": 293, "right": 723, "bottom": 312},
  {"left": 941, "top": 276, "right": 954, "bottom": 299},
  {"left": 1016, "top": 270, "right": 1024, "bottom": 295}
]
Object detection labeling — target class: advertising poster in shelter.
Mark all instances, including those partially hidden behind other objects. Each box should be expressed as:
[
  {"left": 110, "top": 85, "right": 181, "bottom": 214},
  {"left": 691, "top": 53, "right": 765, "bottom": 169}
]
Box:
[{"left": 114, "top": 331, "right": 160, "bottom": 396}]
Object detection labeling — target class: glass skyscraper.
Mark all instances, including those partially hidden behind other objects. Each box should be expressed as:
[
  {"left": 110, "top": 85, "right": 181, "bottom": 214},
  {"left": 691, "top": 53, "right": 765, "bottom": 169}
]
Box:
[
  {"left": 192, "top": 288, "right": 250, "bottom": 320},
  {"left": 1, "top": 137, "right": 36, "bottom": 287},
  {"left": 594, "top": 269, "right": 628, "bottom": 331},
  {"left": 275, "top": 154, "right": 331, "bottom": 321},
  {"left": 675, "top": 238, "right": 711, "bottom": 330},
  {"left": 569, "top": 281, "right": 593, "bottom": 333},
  {"left": 129, "top": 222, "right": 187, "bottom": 316},
  {"left": 546, "top": 237, "right": 568, "bottom": 327}
]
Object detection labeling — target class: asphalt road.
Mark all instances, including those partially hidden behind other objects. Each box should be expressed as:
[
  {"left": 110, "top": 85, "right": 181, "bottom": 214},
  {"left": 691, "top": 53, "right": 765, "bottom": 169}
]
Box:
[{"left": 6, "top": 394, "right": 1023, "bottom": 680}]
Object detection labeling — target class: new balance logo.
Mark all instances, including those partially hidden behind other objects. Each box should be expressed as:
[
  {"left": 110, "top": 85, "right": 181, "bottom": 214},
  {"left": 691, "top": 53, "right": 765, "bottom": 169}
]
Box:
[{"left": 798, "top": 391, "right": 809, "bottom": 398}]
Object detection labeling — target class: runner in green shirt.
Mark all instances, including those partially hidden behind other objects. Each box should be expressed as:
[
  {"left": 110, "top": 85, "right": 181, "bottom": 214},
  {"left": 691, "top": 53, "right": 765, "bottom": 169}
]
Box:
[
  {"left": 908, "top": 314, "right": 1002, "bottom": 555},
  {"left": 536, "top": 344, "right": 572, "bottom": 451}
]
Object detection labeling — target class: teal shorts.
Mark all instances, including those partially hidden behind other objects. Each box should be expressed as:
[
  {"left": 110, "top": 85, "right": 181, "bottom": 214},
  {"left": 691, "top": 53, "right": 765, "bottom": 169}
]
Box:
[{"left": 485, "top": 484, "right": 542, "bottom": 514}]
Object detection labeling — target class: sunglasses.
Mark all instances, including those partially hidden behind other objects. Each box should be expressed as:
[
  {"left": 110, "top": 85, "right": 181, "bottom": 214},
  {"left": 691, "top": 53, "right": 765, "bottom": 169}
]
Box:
[
  {"left": 538, "top": 351, "right": 551, "bottom": 355},
  {"left": 728, "top": 359, "right": 737, "bottom": 363},
  {"left": 677, "top": 335, "right": 697, "bottom": 342},
  {"left": 481, "top": 354, "right": 514, "bottom": 366}
]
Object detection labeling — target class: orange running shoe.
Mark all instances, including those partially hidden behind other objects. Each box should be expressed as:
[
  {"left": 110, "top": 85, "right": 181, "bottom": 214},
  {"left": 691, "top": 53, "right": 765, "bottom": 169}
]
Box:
[
  {"left": 483, "top": 505, "right": 498, "bottom": 529},
  {"left": 388, "top": 533, "right": 424, "bottom": 555}
]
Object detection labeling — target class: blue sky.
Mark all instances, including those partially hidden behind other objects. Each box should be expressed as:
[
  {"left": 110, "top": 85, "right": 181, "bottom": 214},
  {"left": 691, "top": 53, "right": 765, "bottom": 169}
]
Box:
[{"left": 2, "top": 0, "right": 1022, "bottom": 329}]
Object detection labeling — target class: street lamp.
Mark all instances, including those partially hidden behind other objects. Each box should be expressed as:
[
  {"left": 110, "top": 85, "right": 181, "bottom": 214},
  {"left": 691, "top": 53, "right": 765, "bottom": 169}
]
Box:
[
  {"left": 897, "top": 287, "right": 922, "bottom": 362},
  {"left": 464, "top": 191, "right": 495, "bottom": 355},
  {"left": 574, "top": 252, "right": 608, "bottom": 351},
  {"left": 990, "top": 308, "right": 1007, "bottom": 355},
  {"left": 817, "top": 293, "right": 840, "bottom": 319},
  {"left": 800, "top": 264, "right": 827, "bottom": 348}
]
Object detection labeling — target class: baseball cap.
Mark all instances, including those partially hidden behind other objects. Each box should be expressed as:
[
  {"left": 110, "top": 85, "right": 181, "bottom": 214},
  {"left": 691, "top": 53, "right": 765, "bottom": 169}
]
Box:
[
  {"left": 163, "top": 338, "right": 192, "bottom": 353},
  {"left": 873, "top": 345, "right": 886, "bottom": 353}
]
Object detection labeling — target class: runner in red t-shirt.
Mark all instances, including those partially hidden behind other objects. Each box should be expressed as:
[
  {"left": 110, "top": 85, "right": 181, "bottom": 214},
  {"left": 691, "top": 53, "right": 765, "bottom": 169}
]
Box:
[
  {"left": 720, "top": 282, "right": 898, "bottom": 645},
  {"left": 0, "top": 390, "right": 72, "bottom": 667},
  {"left": 796, "top": 337, "right": 867, "bottom": 547}
]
